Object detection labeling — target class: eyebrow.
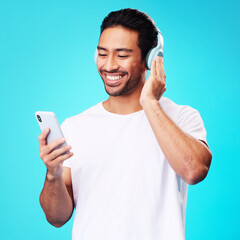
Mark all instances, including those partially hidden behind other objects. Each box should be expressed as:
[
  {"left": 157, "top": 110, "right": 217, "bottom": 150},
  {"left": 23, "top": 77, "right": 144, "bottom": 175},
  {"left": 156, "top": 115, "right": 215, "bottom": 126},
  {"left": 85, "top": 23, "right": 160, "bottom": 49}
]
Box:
[{"left": 97, "top": 46, "right": 133, "bottom": 52}]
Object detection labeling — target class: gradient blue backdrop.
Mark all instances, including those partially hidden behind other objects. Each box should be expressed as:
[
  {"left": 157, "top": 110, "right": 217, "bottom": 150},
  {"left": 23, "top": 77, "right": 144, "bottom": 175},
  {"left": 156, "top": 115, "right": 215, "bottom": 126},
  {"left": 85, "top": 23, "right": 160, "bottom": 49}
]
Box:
[{"left": 1, "top": 0, "right": 239, "bottom": 239}]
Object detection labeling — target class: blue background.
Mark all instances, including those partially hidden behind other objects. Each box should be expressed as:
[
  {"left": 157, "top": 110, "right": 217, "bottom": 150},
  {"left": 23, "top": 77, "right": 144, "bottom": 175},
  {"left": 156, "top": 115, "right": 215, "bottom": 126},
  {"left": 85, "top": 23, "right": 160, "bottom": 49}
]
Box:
[{"left": 0, "top": 0, "right": 239, "bottom": 239}]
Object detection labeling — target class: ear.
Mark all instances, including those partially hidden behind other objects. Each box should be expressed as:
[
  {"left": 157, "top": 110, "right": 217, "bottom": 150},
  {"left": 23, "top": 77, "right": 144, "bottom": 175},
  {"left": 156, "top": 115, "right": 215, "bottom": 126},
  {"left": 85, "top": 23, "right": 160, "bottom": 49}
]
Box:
[{"left": 142, "top": 59, "right": 148, "bottom": 71}]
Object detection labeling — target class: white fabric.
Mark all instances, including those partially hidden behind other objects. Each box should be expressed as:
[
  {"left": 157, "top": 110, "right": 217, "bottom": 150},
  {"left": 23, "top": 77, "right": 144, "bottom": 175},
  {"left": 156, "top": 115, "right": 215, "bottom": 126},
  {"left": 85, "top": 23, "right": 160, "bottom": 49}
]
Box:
[{"left": 61, "top": 97, "right": 207, "bottom": 240}]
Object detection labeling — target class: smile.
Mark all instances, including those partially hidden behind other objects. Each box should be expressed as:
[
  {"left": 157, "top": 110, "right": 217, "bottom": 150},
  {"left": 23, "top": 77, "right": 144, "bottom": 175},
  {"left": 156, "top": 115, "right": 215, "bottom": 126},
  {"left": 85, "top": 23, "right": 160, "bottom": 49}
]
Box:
[
  {"left": 106, "top": 75, "right": 123, "bottom": 80},
  {"left": 101, "top": 72, "right": 128, "bottom": 86}
]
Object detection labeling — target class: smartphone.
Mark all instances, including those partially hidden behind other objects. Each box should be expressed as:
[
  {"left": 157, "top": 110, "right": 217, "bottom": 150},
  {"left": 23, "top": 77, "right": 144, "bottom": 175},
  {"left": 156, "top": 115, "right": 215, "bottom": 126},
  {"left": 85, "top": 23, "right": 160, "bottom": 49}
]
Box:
[{"left": 35, "top": 111, "right": 67, "bottom": 149}]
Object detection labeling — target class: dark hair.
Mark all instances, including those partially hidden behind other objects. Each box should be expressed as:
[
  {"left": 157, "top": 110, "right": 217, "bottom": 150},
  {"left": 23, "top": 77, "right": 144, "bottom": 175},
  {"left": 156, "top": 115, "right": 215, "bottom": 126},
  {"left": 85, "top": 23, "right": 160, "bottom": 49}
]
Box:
[{"left": 100, "top": 8, "right": 158, "bottom": 61}]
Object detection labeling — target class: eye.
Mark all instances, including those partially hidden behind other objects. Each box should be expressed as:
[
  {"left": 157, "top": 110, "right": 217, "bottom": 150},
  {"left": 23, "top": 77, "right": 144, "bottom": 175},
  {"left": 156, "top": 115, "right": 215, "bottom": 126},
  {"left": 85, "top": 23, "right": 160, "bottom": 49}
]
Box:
[
  {"left": 99, "top": 53, "right": 107, "bottom": 57},
  {"left": 118, "top": 55, "right": 129, "bottom": 59}
]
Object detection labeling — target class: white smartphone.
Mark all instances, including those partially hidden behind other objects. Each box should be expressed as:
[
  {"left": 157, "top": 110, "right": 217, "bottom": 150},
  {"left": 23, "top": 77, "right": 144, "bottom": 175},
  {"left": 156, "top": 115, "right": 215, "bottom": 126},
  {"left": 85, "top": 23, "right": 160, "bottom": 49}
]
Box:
[{"left": 35, "top": 111, "right": 67, "bottom": 149}]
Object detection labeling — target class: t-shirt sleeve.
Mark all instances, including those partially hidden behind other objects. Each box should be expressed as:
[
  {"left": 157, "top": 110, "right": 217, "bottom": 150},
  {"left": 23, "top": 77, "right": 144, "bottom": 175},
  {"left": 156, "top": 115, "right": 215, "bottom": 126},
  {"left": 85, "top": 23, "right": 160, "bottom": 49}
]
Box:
[
  {"left": 61, "top": 119, "right": 73, "bottom": 168},
  {"left": 175, "top": 106, "right": 208, "bottom": 145}
]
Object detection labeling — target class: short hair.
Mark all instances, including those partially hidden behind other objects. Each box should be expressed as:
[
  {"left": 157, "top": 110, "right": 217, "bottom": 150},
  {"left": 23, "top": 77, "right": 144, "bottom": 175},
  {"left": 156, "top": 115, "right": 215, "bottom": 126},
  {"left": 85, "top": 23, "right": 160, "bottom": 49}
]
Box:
[{"left": 100, "top": 8, "right": 158, "bottom": 61}]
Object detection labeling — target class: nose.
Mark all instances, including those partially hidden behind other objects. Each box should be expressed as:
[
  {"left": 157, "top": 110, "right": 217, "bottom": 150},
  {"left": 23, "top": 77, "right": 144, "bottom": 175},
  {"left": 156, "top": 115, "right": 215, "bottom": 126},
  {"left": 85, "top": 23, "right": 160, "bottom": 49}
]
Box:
[{"left": 105, "top": 54, "right": 119, "bottom": 72}]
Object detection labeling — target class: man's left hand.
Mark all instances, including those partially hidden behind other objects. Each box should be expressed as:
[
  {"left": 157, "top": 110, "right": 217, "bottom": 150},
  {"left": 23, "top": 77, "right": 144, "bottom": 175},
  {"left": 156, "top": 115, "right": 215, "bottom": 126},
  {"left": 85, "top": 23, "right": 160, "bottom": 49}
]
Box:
[{"left": 140, "top": 56, "right": 166, "bottom": 105}]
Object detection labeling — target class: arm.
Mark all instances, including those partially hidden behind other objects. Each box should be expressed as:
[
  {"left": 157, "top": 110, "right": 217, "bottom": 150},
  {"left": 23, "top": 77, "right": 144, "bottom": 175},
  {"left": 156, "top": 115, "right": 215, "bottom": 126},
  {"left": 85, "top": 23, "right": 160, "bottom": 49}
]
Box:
[
  {"left": 39, "top": 129, "right": 74, "bottom": 227},
  {"left": 140, "top": 57, "right": 212, "bottom": 185}
]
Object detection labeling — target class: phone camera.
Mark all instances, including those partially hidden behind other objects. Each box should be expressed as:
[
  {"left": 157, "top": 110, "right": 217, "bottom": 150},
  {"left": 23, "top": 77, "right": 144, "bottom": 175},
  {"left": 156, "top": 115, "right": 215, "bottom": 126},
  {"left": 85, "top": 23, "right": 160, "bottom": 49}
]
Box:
[{"left": 37, "top": 115, "right": 42, "bottom": 122}]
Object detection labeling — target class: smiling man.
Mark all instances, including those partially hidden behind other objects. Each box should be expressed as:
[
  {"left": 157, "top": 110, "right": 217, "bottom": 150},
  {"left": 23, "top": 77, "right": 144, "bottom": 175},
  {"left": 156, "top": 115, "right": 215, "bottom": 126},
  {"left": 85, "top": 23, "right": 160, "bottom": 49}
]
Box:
[
  {"left": 38, "top": 8, "right": 212, "bottom": 240},
  {"left": 97, "top": 27, "right": 145, "bottom": 98}
]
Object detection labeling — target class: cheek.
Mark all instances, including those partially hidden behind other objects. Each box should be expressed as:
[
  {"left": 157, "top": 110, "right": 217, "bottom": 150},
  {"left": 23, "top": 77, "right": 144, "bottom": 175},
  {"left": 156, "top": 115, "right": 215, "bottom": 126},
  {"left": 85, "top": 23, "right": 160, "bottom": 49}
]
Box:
[
  {"left": 130, "top": 61, "right": 144, "bottom": 74},
  {"left": 122, "top": 60, "right": 139, "bottom": 72}
]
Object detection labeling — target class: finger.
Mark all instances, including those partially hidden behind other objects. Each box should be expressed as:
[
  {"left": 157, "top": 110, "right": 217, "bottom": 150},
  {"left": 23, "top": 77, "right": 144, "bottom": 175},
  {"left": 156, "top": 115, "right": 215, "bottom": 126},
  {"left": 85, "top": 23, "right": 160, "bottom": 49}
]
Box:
[
  {"left": 159, "top": 57, "right": 166, "bottom": 82},
  {"left": 41, "top": 137, "right": 66, "bottom": 156},
  {"left": 47, "top": 152, "right": 74, "bottom": 168},
  {"left": 156, "top": 56, "right": 161, "bottom": 78},
  {"left": 44, "top": 152, "right": 74, "bottom": 175},
  {"left": 150, "top": 59, "right": 156, "bottom": 77},
  {"left": 56, "top": 152, "right": 74, "bottom": 164},
  {"left": 38, "top": 128, "right": 50, "bottom": 150},
  {"left": 47, "top": 145, "right": 72, "bottom": 162}
]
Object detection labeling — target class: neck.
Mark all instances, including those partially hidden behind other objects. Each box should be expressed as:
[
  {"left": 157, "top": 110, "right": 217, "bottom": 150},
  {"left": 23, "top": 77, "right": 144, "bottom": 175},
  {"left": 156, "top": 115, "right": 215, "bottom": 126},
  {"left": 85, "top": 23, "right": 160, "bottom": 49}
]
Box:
[{"left": 103, "top": 81, "right": 144, "bottom": 115}]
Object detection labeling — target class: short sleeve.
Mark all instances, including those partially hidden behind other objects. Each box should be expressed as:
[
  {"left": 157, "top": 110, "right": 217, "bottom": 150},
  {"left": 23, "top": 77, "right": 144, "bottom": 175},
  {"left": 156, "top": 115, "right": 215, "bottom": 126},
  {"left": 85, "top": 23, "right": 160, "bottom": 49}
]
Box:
[
  {"left": 61, "top": 119, "right": 73, "bottom": 168},
  {"left": 175, "top": 106, "right": 208, "bottom": 145}
]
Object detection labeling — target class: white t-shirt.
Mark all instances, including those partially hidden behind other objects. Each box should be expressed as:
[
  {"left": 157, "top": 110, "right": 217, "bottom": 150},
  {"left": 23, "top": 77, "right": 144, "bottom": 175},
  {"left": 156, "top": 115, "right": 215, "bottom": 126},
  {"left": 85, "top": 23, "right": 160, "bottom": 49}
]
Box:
[{"left": 61, "top": 97, "right": 207, "bottom": 240}]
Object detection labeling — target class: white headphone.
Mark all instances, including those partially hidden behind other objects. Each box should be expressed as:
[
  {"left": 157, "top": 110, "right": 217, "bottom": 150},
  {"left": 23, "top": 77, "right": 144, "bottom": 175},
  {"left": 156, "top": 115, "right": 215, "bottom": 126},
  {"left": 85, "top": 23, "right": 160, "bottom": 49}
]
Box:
[
  {"left": 145, "top": 29, "right": 164, "bottom": 69},
  {"left": 94, "top": 28, "right": 163, "bottom": 70}
]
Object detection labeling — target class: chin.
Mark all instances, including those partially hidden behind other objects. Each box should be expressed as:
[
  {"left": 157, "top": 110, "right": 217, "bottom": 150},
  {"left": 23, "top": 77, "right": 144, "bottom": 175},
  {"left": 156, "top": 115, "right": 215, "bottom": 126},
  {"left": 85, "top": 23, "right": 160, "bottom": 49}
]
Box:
[
  {"left": 104, "top": 85, "right": 125, "bottom": 97},
  {"left": 101, "top": 73, "right": 143, "bottom": 97}
]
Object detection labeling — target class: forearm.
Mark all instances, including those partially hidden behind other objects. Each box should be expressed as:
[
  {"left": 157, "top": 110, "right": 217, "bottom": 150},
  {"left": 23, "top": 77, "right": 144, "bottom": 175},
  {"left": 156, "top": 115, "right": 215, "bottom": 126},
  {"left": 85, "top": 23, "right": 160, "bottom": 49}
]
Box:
[
  {"left": 142, "top": 99, "right": 212, "bottom": 184},
  {"left": 40, "top": 173, "right": 73, "bottom": 227}
]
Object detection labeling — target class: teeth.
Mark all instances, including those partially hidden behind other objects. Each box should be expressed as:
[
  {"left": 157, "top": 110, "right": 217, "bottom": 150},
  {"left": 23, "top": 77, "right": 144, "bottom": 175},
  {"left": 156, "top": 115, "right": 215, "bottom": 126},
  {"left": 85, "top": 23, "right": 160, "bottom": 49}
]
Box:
[{"left": 106, "top": 75, "right": 123, "bottom": 80}]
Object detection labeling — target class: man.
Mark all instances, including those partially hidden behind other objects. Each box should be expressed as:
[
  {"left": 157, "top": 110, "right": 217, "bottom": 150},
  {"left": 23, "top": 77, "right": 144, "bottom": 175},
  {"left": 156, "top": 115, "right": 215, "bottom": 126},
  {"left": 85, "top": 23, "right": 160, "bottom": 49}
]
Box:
[{"left": 38, "top": 8, "right": 212, "bottom": 240}]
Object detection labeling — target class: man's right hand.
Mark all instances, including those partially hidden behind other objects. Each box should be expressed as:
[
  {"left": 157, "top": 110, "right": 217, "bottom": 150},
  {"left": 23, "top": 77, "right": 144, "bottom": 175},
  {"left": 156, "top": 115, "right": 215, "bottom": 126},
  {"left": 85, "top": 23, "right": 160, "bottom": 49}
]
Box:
[{"left": 38, "top": 128, "right": 73, "bottom": 181}]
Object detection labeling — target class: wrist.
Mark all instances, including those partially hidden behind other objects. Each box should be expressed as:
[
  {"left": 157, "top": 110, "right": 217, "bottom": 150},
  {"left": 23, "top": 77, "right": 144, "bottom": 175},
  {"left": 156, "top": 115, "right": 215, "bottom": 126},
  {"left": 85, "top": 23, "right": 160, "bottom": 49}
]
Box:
[
  {"left": 140, "top": 97, "right": 159, "bottom": 109},
  {"left": 46, "top": 170, "right": 62, "bottom": 182}
]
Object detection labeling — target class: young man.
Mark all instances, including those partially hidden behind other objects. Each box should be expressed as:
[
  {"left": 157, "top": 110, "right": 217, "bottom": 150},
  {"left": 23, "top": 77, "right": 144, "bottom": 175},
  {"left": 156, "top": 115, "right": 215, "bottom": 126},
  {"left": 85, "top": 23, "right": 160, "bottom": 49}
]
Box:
[{"left": 38, "top": 9, "right": 212, "bottom": 240}]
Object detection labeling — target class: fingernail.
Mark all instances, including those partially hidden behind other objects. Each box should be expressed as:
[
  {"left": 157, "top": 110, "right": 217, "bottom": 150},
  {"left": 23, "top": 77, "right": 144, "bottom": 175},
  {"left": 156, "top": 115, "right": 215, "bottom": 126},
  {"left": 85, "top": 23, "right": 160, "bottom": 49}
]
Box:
[{"left": 59, "top": 137, "right": 65, "bottom": 143}]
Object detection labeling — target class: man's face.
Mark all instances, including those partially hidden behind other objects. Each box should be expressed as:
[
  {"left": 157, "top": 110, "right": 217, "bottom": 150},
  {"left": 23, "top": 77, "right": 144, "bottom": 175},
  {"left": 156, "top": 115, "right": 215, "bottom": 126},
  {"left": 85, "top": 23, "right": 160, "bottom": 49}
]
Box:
[{"left": 96, "top": 26, "right": 146, "bottom": 97}]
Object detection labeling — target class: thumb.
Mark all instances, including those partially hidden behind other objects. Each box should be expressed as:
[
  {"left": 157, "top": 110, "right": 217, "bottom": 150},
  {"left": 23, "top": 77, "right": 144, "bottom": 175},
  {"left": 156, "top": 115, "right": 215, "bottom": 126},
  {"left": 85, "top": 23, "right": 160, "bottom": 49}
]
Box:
[{"left": 38, "top": 128, "right": 50, "bottom": 150}]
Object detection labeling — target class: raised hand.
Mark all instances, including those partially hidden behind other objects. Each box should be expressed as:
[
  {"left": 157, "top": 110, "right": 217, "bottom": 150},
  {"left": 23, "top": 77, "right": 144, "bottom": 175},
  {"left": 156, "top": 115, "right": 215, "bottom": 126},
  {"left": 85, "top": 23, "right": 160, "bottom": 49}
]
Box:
[{"left": 140, "top": 56, "right": 166, "bottom": 105}]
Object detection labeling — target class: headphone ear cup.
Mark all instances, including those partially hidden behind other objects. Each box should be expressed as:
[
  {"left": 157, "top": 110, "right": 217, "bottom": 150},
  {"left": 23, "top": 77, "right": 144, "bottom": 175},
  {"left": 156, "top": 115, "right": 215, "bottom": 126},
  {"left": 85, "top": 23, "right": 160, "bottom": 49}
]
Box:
[
  {"left": 145, "top": 49, "right": 163, "bottom": 69},
  {"left": 145, "top": 31, "right": 164, "bottom": 70},
  {"left": 145, "top": 48, "right": 156, "bottom": 70},
  {"left": 94, "top": 49, "right": 98, "bottom": 64}
]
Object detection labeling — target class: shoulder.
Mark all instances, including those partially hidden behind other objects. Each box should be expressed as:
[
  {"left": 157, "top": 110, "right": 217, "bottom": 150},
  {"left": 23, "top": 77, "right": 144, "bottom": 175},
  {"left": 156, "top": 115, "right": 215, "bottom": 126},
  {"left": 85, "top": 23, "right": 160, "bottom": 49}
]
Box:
[
  {"left": 159, "top": 97, "right": 199, "bottom": 122},
  {"left": 160, "top": 97, "right": 207, "bottom": 142},
  {"left": 61, "top": 102, "right": 103, "bottom": 131}
]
